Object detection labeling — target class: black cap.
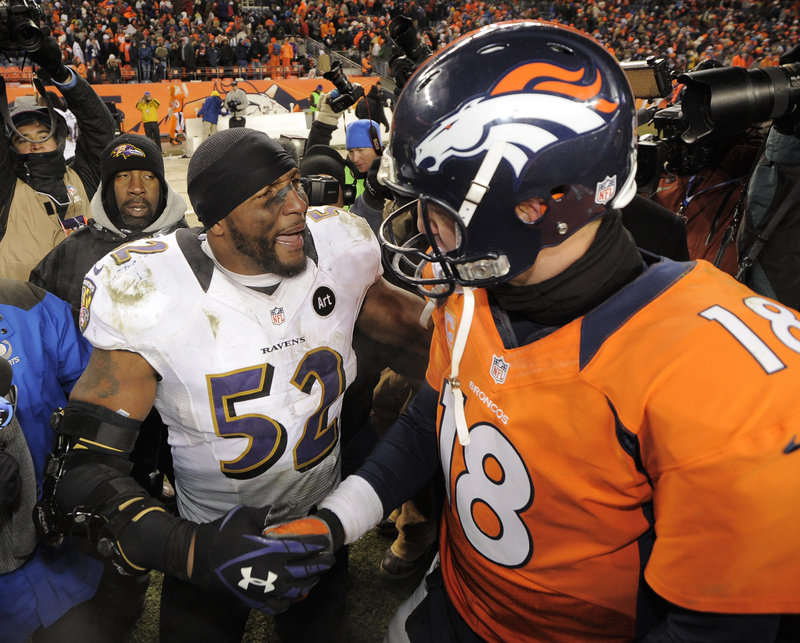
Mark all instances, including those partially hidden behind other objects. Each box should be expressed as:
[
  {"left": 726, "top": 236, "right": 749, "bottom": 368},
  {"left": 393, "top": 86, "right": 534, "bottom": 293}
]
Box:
[
  {"left": 187, "top": 128, "right": 296, "bottom": 228},
  {"left": 101, "top": 133, "right": 165, "bottom": 189}
]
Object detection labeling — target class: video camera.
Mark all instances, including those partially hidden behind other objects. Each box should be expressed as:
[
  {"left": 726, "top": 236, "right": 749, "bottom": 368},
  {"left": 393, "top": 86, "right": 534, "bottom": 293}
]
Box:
[
  {"left": 0, "top": 0, "right": 44, "bottom": 53},
  {"left": 322, "top": 61, "right": 364, "bottom": 113},
  {"left": 677, "top": 62, "right": 800, "bottom": 143},
  {"left": 624, "top": 57, "right": 800, "bottom": 192},
  {"left": 388, "top": 15, "right": 432, "bottom": 93},
  {"left": 301, "top": 175, "right": 356, "bottom": 207}
]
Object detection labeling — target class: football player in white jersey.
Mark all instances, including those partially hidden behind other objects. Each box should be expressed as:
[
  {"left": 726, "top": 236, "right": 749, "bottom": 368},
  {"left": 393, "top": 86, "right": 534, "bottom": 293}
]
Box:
[{"left": 36, "top": 128, "right": 431, "bottom": 642}]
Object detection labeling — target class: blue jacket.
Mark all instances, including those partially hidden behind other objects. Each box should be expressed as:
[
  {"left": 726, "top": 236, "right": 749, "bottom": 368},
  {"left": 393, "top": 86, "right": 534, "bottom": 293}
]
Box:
[
  {"left": 0, "top": 280, "right": 102, "bottom": 642},
  {"left": 198, "top": 94, "right": 227, "bottom": 125}
]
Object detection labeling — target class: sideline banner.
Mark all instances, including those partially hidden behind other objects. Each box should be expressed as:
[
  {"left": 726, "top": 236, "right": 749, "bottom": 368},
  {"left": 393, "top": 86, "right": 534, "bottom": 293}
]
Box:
[{"left": 3, "top": 76, "right": 381, "bottom": 135}]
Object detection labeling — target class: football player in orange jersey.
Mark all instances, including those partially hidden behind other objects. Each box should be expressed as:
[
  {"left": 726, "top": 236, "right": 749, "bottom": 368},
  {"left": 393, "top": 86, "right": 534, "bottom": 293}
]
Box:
[{"left": 259, "top": 20, "right": 800, "bottom": 641}]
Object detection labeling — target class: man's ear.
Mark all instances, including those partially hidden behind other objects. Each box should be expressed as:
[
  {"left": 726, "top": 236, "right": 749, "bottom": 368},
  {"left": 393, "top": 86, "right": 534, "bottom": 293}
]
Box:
[
  {"left": 515, "top": 198, "right": 548, "bottom": 224},
  {"left": 206, "top": 219, "right": 227, "bottom": 238}
]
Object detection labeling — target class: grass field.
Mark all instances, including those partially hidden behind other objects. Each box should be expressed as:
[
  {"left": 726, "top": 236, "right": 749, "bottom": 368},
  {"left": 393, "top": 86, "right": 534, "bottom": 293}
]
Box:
[{"left": 126, "top": 528, "right": 426, "bottom": 642}]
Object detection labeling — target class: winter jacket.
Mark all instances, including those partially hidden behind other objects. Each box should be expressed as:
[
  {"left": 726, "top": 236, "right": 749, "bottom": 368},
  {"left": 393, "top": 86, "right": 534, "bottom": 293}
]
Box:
[
  {"left": 30, "top": 182, "right": 189, "bottom": 323},
  {"left": 0, "top": 71, "right": 116, "bottom": 281},
  {"left": 0, "top": 280, "right": 102, "bottom": 642},
  {"left": 198, "top": 95, "right": 227, "bottom": 124}
]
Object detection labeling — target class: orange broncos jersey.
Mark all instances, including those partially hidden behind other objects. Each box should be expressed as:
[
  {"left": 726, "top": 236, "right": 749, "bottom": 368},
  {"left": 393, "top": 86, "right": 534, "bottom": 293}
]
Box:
[{"left": 427, "top": 259, "right": 800, "bottom": 642}]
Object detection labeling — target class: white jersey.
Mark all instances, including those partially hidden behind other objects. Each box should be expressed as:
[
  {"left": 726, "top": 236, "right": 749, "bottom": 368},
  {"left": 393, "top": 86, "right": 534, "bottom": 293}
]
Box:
[{"left": 80, "top": 206, "right": 381, "bottom": 523}]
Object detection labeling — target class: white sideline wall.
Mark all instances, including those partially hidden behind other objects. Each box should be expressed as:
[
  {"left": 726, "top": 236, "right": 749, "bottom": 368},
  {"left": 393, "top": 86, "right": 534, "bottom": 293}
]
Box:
[{"left": 183, "top": 107, "right": 392, "bottom": 157}]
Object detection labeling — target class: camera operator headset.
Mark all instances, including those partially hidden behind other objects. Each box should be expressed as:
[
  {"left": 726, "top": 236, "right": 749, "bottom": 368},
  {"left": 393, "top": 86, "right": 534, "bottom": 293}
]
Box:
[{"left": 0, "top": 23, "right": 116, "bottom": 281}]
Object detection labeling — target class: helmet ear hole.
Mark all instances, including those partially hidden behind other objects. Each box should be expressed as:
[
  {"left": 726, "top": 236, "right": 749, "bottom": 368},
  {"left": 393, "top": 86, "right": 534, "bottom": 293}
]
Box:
[
  {"left": 550, "top": 186, "right": 567, "bottom": 201},
  {"left": 515, "top": 197, "right": 548, "bottom": 224}
]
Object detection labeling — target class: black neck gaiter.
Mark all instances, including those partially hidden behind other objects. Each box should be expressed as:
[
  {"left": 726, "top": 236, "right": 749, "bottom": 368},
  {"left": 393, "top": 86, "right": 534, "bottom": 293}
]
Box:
[
  {"left": 488, "top": 211, "right": 644, "bottom": 326},
  {"left": 13, "top": 149, "right": 70, "bottom": 218}
]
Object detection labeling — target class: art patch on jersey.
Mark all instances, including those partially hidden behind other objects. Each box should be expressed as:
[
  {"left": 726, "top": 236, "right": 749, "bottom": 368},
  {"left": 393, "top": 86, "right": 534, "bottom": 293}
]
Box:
[
  {"left": 490, "top": 354, "right": 510, "bottom": 384},
  {"left": 270, "top": 306, "right": 285, "bottom": 326},
  {"left": 413, "top": 62, "right": 618, "bottom": 187},
  {"left": 595, "top": 175, "right": 617, "bottom": 205},
  {"left": 79, "top": 277, "right": 96, "bottom": 333},
  {"left": 312, "top": 286, "right": 336, "bottom": 317}
]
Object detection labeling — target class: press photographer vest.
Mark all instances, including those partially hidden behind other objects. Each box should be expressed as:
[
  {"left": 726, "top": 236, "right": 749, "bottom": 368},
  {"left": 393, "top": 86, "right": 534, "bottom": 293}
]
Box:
[{"left": 0, "top": 168, "right": 91, "bottom": 281}]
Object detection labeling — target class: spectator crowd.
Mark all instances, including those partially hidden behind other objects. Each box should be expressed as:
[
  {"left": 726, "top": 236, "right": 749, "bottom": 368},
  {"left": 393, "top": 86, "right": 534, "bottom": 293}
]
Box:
[{"left": 0, "top": 0, "right": 797, "bottom": 85}]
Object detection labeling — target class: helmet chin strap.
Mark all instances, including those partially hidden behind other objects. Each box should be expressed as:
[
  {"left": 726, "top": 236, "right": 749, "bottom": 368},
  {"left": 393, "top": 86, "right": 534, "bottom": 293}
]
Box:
[
  {"left": 448, "top": 286, "right": 475, "bottom": 446},
  {"left": 457, "top": 140, "right": 508, "bottom": 225}
]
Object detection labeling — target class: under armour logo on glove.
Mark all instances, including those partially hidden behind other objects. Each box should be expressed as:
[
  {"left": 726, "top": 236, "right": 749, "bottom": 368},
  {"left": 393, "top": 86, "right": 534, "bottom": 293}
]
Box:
[
  {"left": 191, "top": 505, "right": 337, "bottom": 614},
  {"left": 238, "top": 566, "right": 277, "bottom": 593}
]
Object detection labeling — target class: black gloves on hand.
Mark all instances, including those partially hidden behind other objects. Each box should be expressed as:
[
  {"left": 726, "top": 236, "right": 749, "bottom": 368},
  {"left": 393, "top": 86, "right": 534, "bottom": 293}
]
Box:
[
  {"left": 362, "top": 157, "right": 393, "bottom": 211},
  {"left": 772, "top": 45, "right": 800, "bottom": 138},
  {"left": 191, "top": 505, "right": 339, "bottom": 614},
  {"left": 0, "top": 450, "right": 21, "bottom": 513},
  {"left": 28, "top": 28, "right": 70, "bottom": 84}
]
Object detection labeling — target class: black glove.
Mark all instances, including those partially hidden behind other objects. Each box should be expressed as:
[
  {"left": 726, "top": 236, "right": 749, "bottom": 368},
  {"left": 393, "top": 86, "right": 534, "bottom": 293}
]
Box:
[
  {"left": 772, "top": 45, "right": 800, "bottom": 138},
  {"left": 0, "top": 450, "right": 21, "bottom": 513},
  {"left": 28, "top": 27, "right": 70, "bottom": 84},
  {"left": 191, "top": 505, "right": 338, "bottom": 613},
  {"left": 362, "top": 157, "right": 393, "bottom": 211}
]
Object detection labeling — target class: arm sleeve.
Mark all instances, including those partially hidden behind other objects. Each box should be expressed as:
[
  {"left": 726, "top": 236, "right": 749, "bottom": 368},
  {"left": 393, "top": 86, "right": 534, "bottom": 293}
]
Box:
[
  {"left": 0, "top": 111, "right": 16, "bottom": 214},
  {"left": 40, "top": 291, "right": 91, "bottom": 394},
  {"left": 638, "top": 604, "right": 779, "bottom": 642},
  {"left": 354, "top": 381, "right": 440, "bottom": 514},
  {"left": 60, "top": 73, "right": 117, "bottom": 198}
]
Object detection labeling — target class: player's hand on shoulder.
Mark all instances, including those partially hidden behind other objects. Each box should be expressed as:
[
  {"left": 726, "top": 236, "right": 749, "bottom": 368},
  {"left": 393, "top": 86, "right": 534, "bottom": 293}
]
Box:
[{"left": 190, "top": 505, "right": 341, "bottom": 613}]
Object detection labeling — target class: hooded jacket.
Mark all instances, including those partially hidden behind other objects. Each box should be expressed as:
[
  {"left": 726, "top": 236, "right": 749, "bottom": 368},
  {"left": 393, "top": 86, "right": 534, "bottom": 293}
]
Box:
[
  {"left": 0, "top": 72, "right": 116, "bottom": 280},
  {"left": 30, "top": 181, "right": 189, "bottom": 324}
]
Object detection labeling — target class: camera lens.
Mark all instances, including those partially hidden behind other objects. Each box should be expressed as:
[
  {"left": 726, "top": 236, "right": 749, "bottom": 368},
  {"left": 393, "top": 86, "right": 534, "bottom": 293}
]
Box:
[{"left": 12, "top": 18, "right": 43, "bottom": 52}]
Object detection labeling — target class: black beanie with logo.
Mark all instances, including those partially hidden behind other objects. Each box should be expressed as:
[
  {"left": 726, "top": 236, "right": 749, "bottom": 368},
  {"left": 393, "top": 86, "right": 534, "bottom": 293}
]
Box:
[{"left": 100, "top": 133, "right": 167, "bottom": 229}]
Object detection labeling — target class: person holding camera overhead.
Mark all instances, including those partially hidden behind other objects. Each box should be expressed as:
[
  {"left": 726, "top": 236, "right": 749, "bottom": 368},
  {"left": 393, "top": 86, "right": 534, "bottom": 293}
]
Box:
[
  {"left": 0, "top": 28, "right": 116, "bottom": 281},
  {"left": 304, "top": 87, "right": 347, "bottom": 152}
]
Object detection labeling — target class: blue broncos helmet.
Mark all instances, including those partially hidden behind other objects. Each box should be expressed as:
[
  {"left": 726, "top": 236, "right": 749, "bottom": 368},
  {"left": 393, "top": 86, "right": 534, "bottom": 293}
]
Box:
[{"left": 379, "top": 20, "right": 638, "bottom": 296}]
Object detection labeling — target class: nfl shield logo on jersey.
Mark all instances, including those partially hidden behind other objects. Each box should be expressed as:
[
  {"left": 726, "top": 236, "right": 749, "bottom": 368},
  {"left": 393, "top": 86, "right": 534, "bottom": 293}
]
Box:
[
  {"left": 490, "top": 354, "right": 510, "bottom": 384},
  {"left": 270, "top": 307, "right": 285, "bottom": 326},
  {"left": 595, "top": 175, "right": 617, "bottom": 205}
]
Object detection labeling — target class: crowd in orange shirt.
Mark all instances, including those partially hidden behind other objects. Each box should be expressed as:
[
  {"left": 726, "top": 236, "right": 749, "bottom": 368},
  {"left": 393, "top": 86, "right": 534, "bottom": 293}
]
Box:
[{"left": 2, "top": 0, "right": 796, "bottom": 84}]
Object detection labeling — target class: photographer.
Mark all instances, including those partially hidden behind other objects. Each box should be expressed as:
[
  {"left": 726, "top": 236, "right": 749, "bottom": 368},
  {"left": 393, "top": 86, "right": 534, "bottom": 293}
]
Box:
[
  {"left": 224, "top": 80, "right": 247, "bottom": 128},
  {"left": 737, "top": 45, "right": 800, "bottom": 308},
  {"left": 0, "top": 29, "right": 116, "bottom": 281}
]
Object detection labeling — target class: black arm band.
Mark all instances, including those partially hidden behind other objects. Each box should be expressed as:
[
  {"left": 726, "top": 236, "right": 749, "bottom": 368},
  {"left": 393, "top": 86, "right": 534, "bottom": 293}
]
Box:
[
  {"left": 114, "top": 506, "right": 195, "bottom": 581},
  {"left": 55, "top": 400, "right": 141, "bottom": 455},
  {"left": 314, "top": 507, "right": 345, "bottom": 551}
]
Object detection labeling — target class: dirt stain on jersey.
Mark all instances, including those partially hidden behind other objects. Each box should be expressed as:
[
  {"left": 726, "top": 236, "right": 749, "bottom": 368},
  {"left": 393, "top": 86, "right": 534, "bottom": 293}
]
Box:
[
  {"left": 107, "top": 265, "right": 156, "bottom": 306},
  {"left": 204, "top": 309, "right": 220, "bottom": 337}
]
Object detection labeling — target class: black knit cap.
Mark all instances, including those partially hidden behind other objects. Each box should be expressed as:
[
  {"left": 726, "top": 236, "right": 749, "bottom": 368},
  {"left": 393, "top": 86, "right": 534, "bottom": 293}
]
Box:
[
  {"left": 187, "top": 128, "right": 297, "bottom": 228},
  {"left": 100, "top": 133, "right": 167, "bottom": 230},
  {"left": 101, "top": 133, "right": 165, "bottom": 188}
]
